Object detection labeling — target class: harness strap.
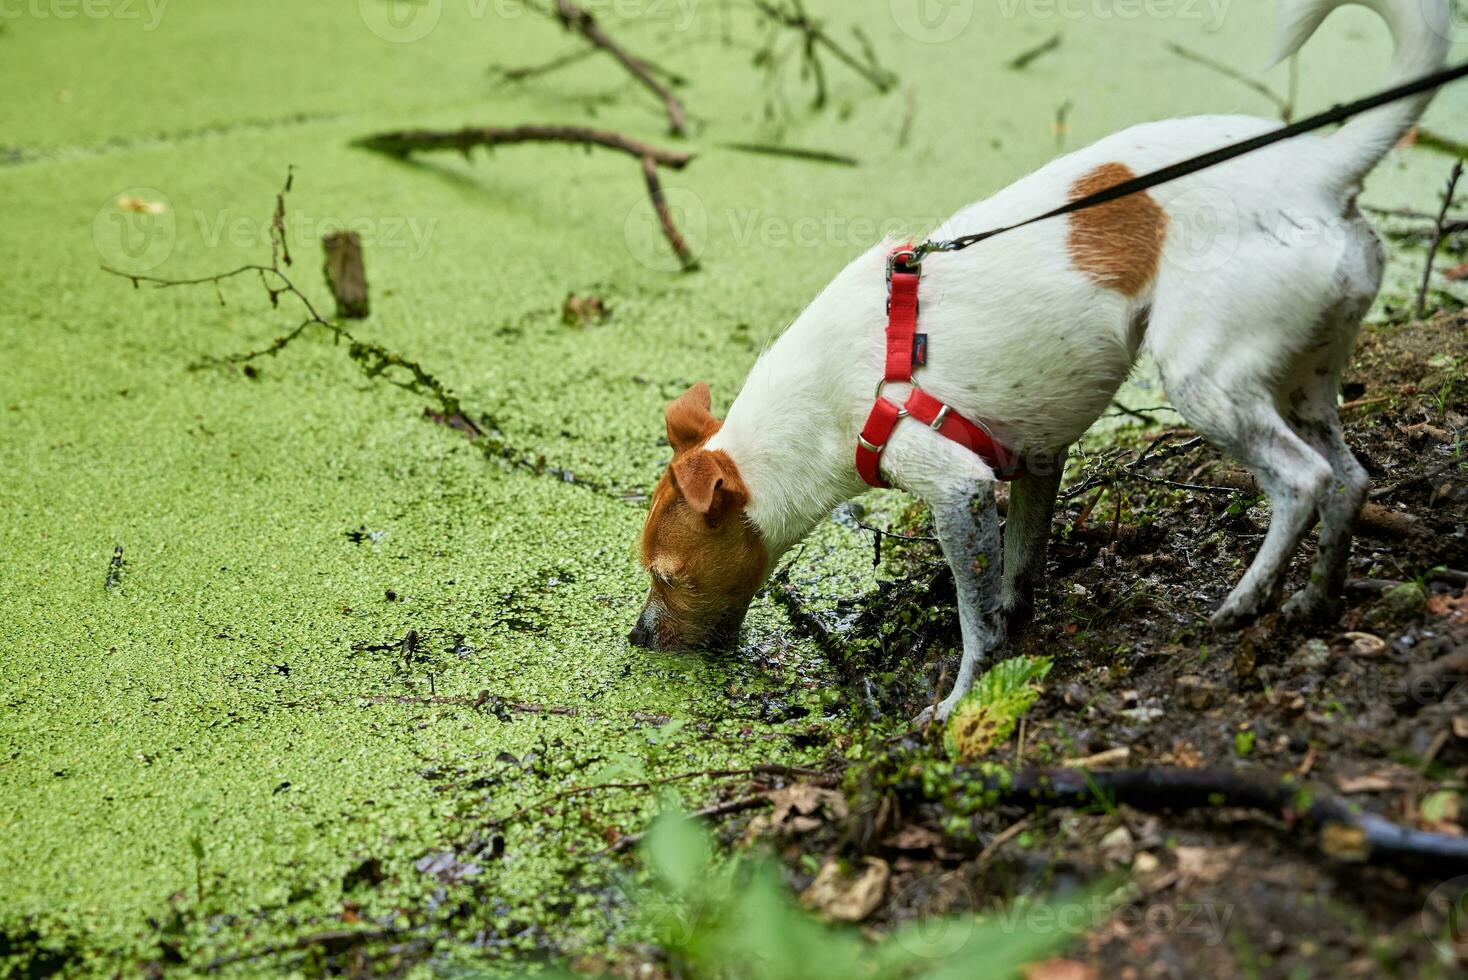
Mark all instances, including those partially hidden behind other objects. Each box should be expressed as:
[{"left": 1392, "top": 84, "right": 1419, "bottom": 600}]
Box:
[{"left": 856, "top": 245, "right": 1023, "bottom": 489}]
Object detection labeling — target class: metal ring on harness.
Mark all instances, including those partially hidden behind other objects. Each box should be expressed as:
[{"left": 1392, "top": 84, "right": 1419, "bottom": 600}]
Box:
[{"left": 874, "top": 377, "right": 920, "bottom": 402}]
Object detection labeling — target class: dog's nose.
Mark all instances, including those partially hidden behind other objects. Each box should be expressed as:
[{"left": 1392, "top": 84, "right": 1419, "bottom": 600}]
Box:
[{"left": 628, "top": 621, "right": 654, "bottom": 649}]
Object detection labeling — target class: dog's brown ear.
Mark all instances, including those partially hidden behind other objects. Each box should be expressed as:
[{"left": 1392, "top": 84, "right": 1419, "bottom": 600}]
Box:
[
  {"left": 665, "top": 382, "right": 718, "bottom": 455},
  {"left": 671, "top": 450, "right": 747, "bottom": 526}
]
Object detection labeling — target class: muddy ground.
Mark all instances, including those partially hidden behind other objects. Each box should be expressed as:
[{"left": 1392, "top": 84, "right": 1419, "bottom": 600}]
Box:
[{"left": 714, "top": 312, "right": 1468, "bottom": 980}]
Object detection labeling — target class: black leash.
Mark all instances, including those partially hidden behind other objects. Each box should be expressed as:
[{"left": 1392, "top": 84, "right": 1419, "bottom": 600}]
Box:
[{"left": 912, "top": 60, "right": 1468, "bottom": 261}]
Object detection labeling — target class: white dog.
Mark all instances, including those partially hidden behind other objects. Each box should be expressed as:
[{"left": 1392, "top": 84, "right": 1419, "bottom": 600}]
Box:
[{"left": 631, "top": 0, "right": 1451, "bottom": 721}]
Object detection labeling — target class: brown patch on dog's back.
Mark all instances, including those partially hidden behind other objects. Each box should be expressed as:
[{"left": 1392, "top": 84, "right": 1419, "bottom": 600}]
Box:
[{"left": 1067, "top": 162, "right": 1168, "bottom": 297}]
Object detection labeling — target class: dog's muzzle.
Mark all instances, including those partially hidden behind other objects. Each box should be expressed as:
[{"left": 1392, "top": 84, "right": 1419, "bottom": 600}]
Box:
[{"left": 628, "top": 605, "right": 658, "bottom": 648}]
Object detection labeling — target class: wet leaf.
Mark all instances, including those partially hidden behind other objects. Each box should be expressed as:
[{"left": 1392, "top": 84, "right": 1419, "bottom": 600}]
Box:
[
  {"left": 799, "top": 857, "right": 889, "bottom": 922},
  {"left": 945, "top": 656, "right": 1053, "bottom": 761}
]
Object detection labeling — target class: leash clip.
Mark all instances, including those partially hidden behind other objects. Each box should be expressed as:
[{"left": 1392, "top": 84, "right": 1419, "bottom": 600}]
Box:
[{"left": 886, "top": 246, "right": 922, "bottom": 282}]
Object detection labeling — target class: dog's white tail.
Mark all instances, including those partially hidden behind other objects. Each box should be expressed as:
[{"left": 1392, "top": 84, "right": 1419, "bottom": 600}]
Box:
[{"left": 1269, "top": 0, "right": 1451, "bottom": 189}]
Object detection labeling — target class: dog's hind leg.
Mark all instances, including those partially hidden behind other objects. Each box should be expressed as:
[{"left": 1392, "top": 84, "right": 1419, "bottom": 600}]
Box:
[
  {"left": 1283, "top": 229, "right": 1379, "bottom": 622},
  {"left": 1280, "top": 366, "right": 1370, "bottom": 623},
  {"left": 1163, "top": 371, "right": 1334, "bottom": 630},
  {"left": 1002, "top": 446, "right": 1069, "bottom": 634}
]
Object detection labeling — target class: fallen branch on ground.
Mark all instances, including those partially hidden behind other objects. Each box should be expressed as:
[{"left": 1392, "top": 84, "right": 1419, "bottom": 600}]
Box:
[
  {"left": 355, "top": 124, "right": 692, "bottom": 168},
  {"left": 921, "top": 766, "right": 1468, "bottom": 876},
  {"left": 356, "top": 125, "right": 699, "bottom": 270},
  {"left": 543, "top": 0, "right": 689, "bottom": 135},
  {"left": 640, "top": 155, "right": 698, "bottom": 270}
]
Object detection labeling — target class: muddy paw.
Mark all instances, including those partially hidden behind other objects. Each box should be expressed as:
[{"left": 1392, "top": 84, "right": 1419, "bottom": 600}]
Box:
[
  {"left": 1281, "top": 589, "right": 1342, "bottom": 625},
  {"left": 912, "top": 697, "right": 960, "bottom": 728},
  {"left": 1209, "top": 600, "right": 1260, "bottom": 632}
]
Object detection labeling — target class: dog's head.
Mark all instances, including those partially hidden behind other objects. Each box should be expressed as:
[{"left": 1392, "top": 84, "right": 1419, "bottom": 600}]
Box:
[{"left": 630, "top": 383, "right": 768, "bottom": 651}]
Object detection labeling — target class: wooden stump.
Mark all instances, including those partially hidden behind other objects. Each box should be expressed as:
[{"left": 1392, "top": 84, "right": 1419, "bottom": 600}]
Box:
[{"left": 322, "top": 231, "right": 369, "bottom": 319}]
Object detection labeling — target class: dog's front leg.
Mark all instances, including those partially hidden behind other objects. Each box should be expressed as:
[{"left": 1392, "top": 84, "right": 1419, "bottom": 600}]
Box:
[{"left": 917, "top": 477, "right": 1005, "bottom": 725}]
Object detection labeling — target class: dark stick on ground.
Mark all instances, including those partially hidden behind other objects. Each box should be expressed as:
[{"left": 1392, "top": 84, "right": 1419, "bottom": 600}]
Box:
[
  {"left": 1370, "top": 451, "right": 1464, "bottom": 500},
  {"left": 898, "top": 86, "right": 917, "bottom": 149},
  {"left": 1417, "top": 128, "right": 1468, "bottom": 160},
  {"left": 492, "top": 45, "right": 598, "bottom": 82},
  {"left": 355, "top": 124, "right": 692, "bottom": 168},
  {"left": 104, "top": 545, "right": 123, "bottom": 590},
  {"left": 640, "top": 155, "right": 699, "bottom": 271},
  {"left": 721, "top": 142, "right": 859, "bottom": 166},
  {"left": 929, "top": 766, "right": 1468, "bottom": 875},
  {"left": 1008, "top": 33, "right": 1062, "bottom": 72},
  {"left": 549, "top": 0, "right": 689, "bottom": 135},
  {"left": 1416, "top": 158, "right": 1464, "bottom": 319},
  {"left": 355, "top": 125, "right": 698, "bottom": 270},
  {"left": 322, "top": 230, "right": 369, "bottom": 319}
]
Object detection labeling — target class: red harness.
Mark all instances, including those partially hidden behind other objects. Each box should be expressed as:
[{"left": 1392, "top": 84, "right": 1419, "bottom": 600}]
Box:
[{"left": 855, "top": 245, "right": 1024, "bottom": 488}]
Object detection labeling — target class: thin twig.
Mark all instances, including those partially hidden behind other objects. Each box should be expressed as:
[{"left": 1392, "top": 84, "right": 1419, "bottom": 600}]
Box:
[
  {"left": 1167, "top": 41, "right": 1292, "bottom": 121},
  {"left": 721, "top": 142, "right": 859, "bottom": 166},
  {"left": 1008, "top": 33, "right": 1062, "bottom": 72},
  {"left": 492, "top": 45, "right": 599, "bottom": 82},
  {"left": 602, "top": 795, "right": 773, "bottom": 855},
  {"left": 1417, "top": 158, "right": 1465, "bottom": 319},
  {"left": 1370, "top": 451, "right": 1465, "bottom": 500},
  {"left": 103, "top": 173, "right": 481, "bottom": 434},
  {"left": 355, "top": 125, "right": 697, "bottom": 271},
  {"left": 640, "top": 155, "right": 699, "bottom": 271},
  {"left": 550, "top": 0, "right": 689, "bottom": 135},
  {"left": 489, "top": 764, "right": 825, "bottom": 829},
  {"left": 746, "top": 0, "right": 895, "bottom": 101},
  {"left": 355, "top": 124, "right": 692, "bottom": 168}
]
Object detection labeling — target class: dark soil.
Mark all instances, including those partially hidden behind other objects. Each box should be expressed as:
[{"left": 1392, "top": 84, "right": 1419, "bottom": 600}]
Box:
[{"left": 757, "top": 312, "right": 1468, "bottom": 979}]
